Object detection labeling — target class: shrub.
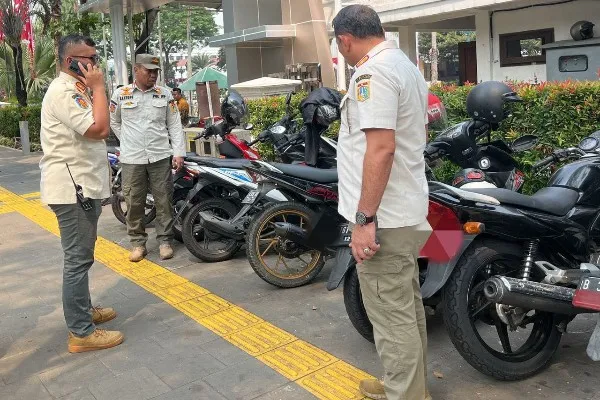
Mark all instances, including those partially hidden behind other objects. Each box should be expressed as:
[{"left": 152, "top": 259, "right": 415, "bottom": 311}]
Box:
[{"left": 0, "top": 105, "right": 42, "bottom": 146}]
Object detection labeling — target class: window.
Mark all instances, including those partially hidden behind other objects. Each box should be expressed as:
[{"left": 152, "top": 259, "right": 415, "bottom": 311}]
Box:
[
  {"left": 499, "top": 29, "right": 554, "bottom": 67},
  {"left": 559, "top": 55, "right": 588, "bottom": 72}
]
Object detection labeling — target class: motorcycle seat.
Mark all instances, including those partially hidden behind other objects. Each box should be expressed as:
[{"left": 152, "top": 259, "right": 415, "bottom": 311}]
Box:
[
  {"left": 184, "top": 155, "right": 251, "bottom": 169},
  {"left": 270, "top": 162, "right": 338, "bottom": 184},
  {"left": 464, "top": 186, "right": 579, "bottom": 216}
]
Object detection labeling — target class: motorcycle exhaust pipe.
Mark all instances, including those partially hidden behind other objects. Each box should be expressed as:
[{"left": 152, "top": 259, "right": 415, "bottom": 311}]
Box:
[
  {"left": 484, "top": 276, "right": 588, "bottom": 315},
  {"left": 198, "top": 212, "right": 245, "bottom": 240}
]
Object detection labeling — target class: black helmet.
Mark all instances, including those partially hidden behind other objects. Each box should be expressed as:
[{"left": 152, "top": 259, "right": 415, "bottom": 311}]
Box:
[
  {"left": 221, "top": 89, "right": 247, "bottom": 126},
  {"left": 570, "top": 21, "right": 595, "bottom": 41},
  {"left": 314, "top": 104, "right": 339, "bottom": 126},
  {"left": 466, "top": 81, "right": 521, "bottom": 124}
]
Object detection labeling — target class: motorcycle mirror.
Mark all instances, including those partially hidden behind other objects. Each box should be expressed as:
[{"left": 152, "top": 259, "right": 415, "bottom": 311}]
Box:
[
  {"left": 511, "top": 134, "right": 539, "bottom": 152},
  {"left": 285, "top": 92, "right": 293, "bottom": 105}
]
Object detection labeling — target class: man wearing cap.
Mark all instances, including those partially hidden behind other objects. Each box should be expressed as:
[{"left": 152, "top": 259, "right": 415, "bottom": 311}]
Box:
[{"left": 110, "top": 54, "right": 186, "bottom": 262}]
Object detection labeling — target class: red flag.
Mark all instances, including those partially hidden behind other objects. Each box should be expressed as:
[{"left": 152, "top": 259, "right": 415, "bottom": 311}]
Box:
[{"left": 14, "top": 0, "right": 34, "bottom": 52}]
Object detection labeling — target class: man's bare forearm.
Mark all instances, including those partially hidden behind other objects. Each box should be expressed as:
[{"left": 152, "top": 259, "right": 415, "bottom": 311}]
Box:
[{"left": 357, "top": 133, "right": 395, "bottom": 216}]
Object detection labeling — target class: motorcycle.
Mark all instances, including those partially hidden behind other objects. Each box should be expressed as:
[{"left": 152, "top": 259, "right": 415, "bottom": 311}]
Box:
[
  {"left": 344, "top": 129, "right": 600, "bottom": 381},
  {"left": 177, "top": 90, "right": 339, "bottom": 263}
]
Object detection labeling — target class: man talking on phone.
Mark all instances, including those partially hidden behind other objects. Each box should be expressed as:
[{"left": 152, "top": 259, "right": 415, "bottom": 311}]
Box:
[
  {"left": 40, "top": 35, "right": 124, "bottom": 353},
  {"left": 110, "top": 54, "right": 186, "bottom": 262}
]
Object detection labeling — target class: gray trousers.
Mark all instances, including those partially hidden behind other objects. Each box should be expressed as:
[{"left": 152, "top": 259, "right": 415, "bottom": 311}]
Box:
[
  {"left": 121, "top": 157, "right": 174, "bottom": 246},
  {"left": 50, "top": 200, "right": 102, "bottom": 338}
]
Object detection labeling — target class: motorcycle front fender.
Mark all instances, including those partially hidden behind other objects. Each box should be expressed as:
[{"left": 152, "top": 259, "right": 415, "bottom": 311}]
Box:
[
  {"left": 420, "top": 234, "right": 477, "bottom": 299},
  {"left": 326, "top": 247, "right": 355, "bottom": 291}
]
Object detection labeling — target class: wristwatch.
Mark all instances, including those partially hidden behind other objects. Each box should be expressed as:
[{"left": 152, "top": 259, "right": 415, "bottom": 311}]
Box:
[{"left": 355, "top": 211, "right": 376, "bottom": 226}]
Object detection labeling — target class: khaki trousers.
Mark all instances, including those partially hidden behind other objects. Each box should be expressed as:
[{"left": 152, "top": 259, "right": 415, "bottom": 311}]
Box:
[
  {"left": 121, "top": 157, "right": 174, "bottom": 246},
  {"left": 357, "top": 220, "right": 432, "bottom": 400}
]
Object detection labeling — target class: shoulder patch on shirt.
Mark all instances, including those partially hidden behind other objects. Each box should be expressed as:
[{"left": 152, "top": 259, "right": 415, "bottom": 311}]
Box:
[
  {"left": 75, "top": 82, "right": 87, "bottom": 95},
  {"left": 109, "top": 100, "right": 117, "bottom": 113},
  {"left": 120, "top": 86, "right": 133, "bottom": 96},
  {"left": 72, "top": 94, "right": 90, "bottom": 109},
  {"left": 355, "top": 74, "right": 372, "bottom": 83},
  {"left": 356, "top": 80, "right": 370, "bottom": 102}
]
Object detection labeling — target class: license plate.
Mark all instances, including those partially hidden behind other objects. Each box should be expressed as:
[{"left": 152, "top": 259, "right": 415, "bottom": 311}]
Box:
[
  {"left": 242, "top": 190, "right": 259, "bottom": 204},
  {"left": 572, "top": 276, "right": 600, "bottom": 311}
]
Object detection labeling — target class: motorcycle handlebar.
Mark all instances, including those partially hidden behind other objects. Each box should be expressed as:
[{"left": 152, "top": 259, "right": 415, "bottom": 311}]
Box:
[{"left": 532, "top": 155, "right": 556, "bottom": 170}]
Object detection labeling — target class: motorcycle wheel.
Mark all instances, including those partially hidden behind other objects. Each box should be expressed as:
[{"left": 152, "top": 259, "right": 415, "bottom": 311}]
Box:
[
  {"left": 246, "top": 202, "right": 325, "bottom": 288},
  {"left": 171, "top": 191, "right": 188, "bottom": 243},
  {"left": 343, "top": 265, "right": 374, "bottom": 343},
  {"left": 111, "top": 190, "right": 156, "bottom": 226},
  {"left": 182, "top": 198, "right": 241, "bottom": 263},
  {"left": 442, "top": 239, "right": 562, "bottom": 381}
]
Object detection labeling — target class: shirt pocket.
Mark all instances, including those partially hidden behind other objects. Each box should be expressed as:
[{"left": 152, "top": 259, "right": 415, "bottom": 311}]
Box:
[
  {"left": 151, "top": 99, "right": 168, "bottom": 122},
  {"left": 121, "top": 100, "right": 138, "bottom": 116}
]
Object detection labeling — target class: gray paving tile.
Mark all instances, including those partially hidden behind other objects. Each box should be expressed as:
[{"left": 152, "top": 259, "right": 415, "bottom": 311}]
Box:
[
  {"left": 148, "top": 352, "right": 226, "bottom": 389},
  {"left": 0, "top": 347, "right": 64, "bottom": 385},
  {"left": 0, "top": 334, "right": 24, "bottom": 359},
  {"left": 95, "top": 338, "right": 171, "bottom": 375},
  {"left": 253, "top": 383, "right": 317, "bottom": 400},
  {"left": 89, "top": 366, "right": 170, "bottom": 400},
  {"left": 0, "top": 376, "right": 53, "bottom": 400},
  {"left": 203, "top": 357, "right": 289, "bottom": 400},
  {"left": 57, "top": 388, "right": 97, "bottom": 400},
  {"left": 199, "top": 337, "right": 254, "bottom": 367},
  {"left": 150, "top": 319, "right": 220, "bottom": 355},
  {"left": 39, "top": 359, "right": 114, "bottom": 398},
  {"left": 108, "top": 300, "right": 171, "bottom": 339},
  {"left": 148, "top": 379, "right": 227, "bottom": 400}
]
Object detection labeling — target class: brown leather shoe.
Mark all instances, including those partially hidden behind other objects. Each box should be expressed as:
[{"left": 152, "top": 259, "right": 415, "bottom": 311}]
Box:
[
  {"left": 92, "top": 306, "right": 116, "bottom": 324},
  {"left": 68, "top": 329, "right": 124, "bottom": 353},
  {"left": 129, "top": 246, "right": 147, "bottom": 262},
  {"left": 159, "top": 244, "right": 174, "bottom": 260},
  {"left": 359, "top": 379, "right": 387, "bottom": 400}
]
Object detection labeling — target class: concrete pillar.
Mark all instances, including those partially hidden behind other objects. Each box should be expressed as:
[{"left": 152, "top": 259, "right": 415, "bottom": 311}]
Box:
[
  {"left": 397, "top": 26, "right": 417, "bottom": 65},
  {"left": 109, "top": 0, "right": 128, "bottom": 85},
  {"left": 475, "top": 10, "right": 493, "bottom": 82}
]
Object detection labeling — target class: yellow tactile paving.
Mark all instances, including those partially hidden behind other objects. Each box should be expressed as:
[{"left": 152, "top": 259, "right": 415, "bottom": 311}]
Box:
[
  {"left": 258, "top": 341, "right": 338, "bottom": 380},
  {"left": 200, "top": 306, "right": 263, "bottom": 336},
  {"left": 300, "top": 361, "right": 373, "bottom": 400},
  {"left": 0, "top": 185, "right": 373, "bottom": 399},
  {"left": 154, "top": 282, "right": 210, "bottom": 304},
  {"left": 21, "top": 191, "right": 40, "bottom": 199},
  {"left": 0, "top": 204, "right": 13, "bottom": 215},
  {"left": 227, "top": 322, "right": 297, "bottom": 356}
]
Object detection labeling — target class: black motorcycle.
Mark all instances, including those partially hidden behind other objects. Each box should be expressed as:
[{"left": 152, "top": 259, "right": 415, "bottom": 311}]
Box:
[{"left": 343, "top": 130, "right": 600, "bottom": 381}]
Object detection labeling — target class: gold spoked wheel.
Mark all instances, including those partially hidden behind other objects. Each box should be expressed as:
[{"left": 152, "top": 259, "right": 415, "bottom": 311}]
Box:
[{"left": 246, "top": 201, "right": 325, "bottom": 288}]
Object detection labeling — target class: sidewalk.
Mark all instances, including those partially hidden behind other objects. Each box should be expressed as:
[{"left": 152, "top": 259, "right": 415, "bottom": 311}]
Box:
[{"left": 1, "top": 146, "right": 600, "bottom": 400}]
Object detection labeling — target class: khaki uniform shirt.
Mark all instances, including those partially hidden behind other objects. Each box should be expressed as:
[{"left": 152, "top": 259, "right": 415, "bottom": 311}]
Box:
[
  {"left": 39, "top": 72, "right": 110, "bottom": 204},
  {"left": 109, "top": 83, "right": 186, "bottom": 164},
  {"left": 176, "top": 97, "right": 190, "bottom": 124},
  {"left": 337, "top": 40, "right": 430, "bottom": 228}
]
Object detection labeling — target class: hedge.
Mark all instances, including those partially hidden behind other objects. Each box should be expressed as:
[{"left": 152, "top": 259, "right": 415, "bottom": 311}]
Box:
[
  {"left": 429, "top": 81, "right": 600, "bottom": 194},
  {"left": 0, "top": 105, "right": 42, "bottom": 149}
]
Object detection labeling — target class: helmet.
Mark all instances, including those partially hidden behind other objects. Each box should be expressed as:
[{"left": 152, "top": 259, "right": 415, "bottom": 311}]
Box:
[
  {"left": 466, "top": 81, "right": 521, "bottom": 124},
  {"left": 570, "top": 20, "right": 595, "bottom": 41},
  {"left": 427, "top": 92, "right": 448, "bottom": 133},
  {"left": 221, "top": 89, "right": 248, "bottom": 126},
  {"left": 314, "top": 104, "right": 339, "bottom": 126}
]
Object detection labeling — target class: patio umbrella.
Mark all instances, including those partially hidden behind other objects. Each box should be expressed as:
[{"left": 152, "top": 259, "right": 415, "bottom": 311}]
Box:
[{"left": 177, "top": 66, "right": 228, "bottom": 91}]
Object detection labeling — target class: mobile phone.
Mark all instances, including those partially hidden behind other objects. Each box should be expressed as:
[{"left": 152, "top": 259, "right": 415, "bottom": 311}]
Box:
[{"left": 69, "top": 59, "right": 84, "bottom": 77}]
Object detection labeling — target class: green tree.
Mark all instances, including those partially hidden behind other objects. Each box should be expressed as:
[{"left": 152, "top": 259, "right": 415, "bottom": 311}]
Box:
[
  {"left": 217, "top": 47, "right": 226, "bottom": 70},
  {"left": 151, "top": 4, "right": 217, "bottom": 82},
  {"left": 192, "top": 53, "right": 212, "bottom": 70},
  {"left": 418, "top": 31, "right": 475, "bottom": 64}
]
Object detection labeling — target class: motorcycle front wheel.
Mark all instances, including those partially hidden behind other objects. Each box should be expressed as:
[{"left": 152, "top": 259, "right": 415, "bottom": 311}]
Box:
[
  {"left": 246, "top": 202, "right": 325, "bottom": 288},
  {"left": 442, "top": 239, "right": 562, "bottom": 381},
  {"left": 182, "top": 198, "right": 241, "bottom": 263}
]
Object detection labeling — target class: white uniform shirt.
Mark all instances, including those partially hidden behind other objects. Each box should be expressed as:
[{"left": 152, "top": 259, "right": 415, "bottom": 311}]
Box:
[
  {"left": 39, "top": 72, "right": 110, "bottom": 204},
  {"left": 110, "top": 83, "right": 186, "bottom": 164},
  {"left": 337, "top": 40, "right": 430, "bottom": 228}
]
